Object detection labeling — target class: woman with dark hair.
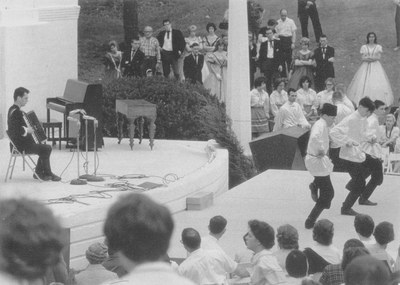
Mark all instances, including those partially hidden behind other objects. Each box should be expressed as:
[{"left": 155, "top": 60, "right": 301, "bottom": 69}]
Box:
[
  {"left": 303, "top": 219, "right": 341, "bottom": 280},
  {"left": 0, "top": 198, "right": 65, "bottom": 284},
  {"left": 245, "top": 220, "right": 287, "bottom": 284},
  {"left": 285, "top": 250, "right": 309, "bottom": 283},
  {"left": 250, "top": 76, "right": 270, "bottom": 138},
  {"left": 203, "top": 39, "right": 228, "bottom": 102},
  {"left": 102, "top": 40, "right": 122, "bottom": 83},
  {"left": 296, "top": 75, "right": 318, "bottom": 118},
  {"left": 270, "top": 78, "right": 288, "bottom": 118},
  {"left": 286, "top": 37, "right": 315, "bottom": 91},
  {"left": 347, "top": 32, "right": 394, "bottom": 106},
  {"left": 202, "top": 22, "right": 220, "bottom": 79},
  {"left": 273, "top": 224, "right": 299, "bottom": 272}
]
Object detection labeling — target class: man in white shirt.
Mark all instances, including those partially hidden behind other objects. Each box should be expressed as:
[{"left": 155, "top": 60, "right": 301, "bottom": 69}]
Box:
[
  {"left": 329, "top": 91, "right": 353, "bottom": 172},
  {"left": 100, "top": 193, "right": 195, "bottom": 285},
  {"left": 330, "top": 97, "right": 376, "bottom": 216},
  {"left": 275, "top": 9, "right": 297, "bottom": 77},
  {"left": 304, "top": 103, "right": 337, "bottom": 229},
  {"left": 273, "top": 88, "right": 311, "bottom": 131},
  {"left": 179, "top": 228, "right": 249, "bottom": 285},
  {"left": 201, "top": 215, "right": 227, "bottom": 252}
]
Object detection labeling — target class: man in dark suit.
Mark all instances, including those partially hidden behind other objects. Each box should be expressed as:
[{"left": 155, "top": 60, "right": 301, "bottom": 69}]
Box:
[
  {"left": 7, "top": 87, "right": 60, "bottom": 181},
  {"left": 156, "top": 19, "right": 186, "bottom": 80},
  {"left": 298, "top": 0, "right": 323, "bottom": 43},
  {"left": 121, "top": 37, "right": 145, "bottom": 77},
  {"left": 183, "top": 43, "right": 204, "bottom": 84},
  {"left": 313, "top": 35, "right": 335, "bottom": 92},
  {"left": 258, "top": 28, "right": 284, "bottom": 94}
]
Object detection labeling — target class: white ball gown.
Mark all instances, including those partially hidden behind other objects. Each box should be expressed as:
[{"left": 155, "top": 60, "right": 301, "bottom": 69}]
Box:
[{"left": 347, "top": 44, "right": 394, "bottom": 106}]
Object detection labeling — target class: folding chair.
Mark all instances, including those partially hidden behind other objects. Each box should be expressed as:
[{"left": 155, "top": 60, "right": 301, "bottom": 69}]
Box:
[
  {"left": 382, "top": 147, "right": 390, "bottom": 174},
  {"left": 386, "top": 152, "right": 400, "bottom": 176},
  {"left": 4, "top": 131, "right": 42, "bottom": 182}
]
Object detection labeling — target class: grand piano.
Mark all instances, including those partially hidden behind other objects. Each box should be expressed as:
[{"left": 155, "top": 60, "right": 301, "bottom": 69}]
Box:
[{"left": 47, "top": 79, "right": 103, "bottom": 149}]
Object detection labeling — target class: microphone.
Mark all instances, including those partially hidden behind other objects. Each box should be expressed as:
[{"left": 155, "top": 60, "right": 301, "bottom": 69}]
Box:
[{"left": 83, "top": 115, "right": 96, "bottom": 121}]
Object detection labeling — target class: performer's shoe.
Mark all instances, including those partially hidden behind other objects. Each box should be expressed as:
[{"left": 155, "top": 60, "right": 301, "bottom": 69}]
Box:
[
  {"left": 309, "top": 182, "right": 318, "bottom": 202},
  {"left": 49, "top": 173, "right": 61, "bottom": 182},
  {"left": 358, "top": 198, "right": 377, "bottom": 206},
  {"left": 305, "top": 218, "right": 315, "bottom": 229},
  {"left": 33, "top": 173, "right": 51, "bottom": 181},
  {"left": 341, "top": 207, "right": 359, "bottom": 216}
]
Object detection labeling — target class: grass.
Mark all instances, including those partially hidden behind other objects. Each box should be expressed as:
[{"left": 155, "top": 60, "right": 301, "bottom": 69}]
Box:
[{"left": 78, "top": 0, "right": 399, "bottom": 105}]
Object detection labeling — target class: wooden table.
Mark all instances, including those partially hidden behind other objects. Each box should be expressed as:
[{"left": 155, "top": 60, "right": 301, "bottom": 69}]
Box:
[{"left": 115, "top": 99, "right": 156, "bottom": 150}]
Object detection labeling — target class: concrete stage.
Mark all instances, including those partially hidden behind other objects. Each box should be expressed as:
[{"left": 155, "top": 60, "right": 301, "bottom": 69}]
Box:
[
  {"left": 170, "top": 169, "right": 400, "bottom": 262},
  {"left": 0, "top": 137, "right": 229, "bottom": 269}
]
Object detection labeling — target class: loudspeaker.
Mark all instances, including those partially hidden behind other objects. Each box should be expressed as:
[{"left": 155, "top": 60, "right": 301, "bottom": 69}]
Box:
[{"left": 250, "top": 127, "right": 310, "bottom": 173}]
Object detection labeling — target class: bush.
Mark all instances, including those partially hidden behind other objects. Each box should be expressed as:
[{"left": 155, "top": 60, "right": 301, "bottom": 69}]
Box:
[{"left": 102, "top": 76, "right": 256, "bottom": 188}]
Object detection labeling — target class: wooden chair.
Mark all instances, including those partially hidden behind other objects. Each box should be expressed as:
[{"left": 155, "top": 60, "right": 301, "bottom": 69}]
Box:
[
  {"left": 386, "top": 152, "right": 400, "bottom": 176},
  {"left": 4, "top": 131, "right": 42, "bottom": 182}
]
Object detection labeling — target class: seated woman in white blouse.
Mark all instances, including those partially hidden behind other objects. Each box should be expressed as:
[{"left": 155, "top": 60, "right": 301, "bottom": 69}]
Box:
[
  {"left": 270, "top": 78, "right": 288, "bottom": 118},
  {"left": 316, "top": 77, "right": 335, "bottom": 110},
  {"left": 379, "top": 114, "right": 399, "bottom": 153},
  {"left": 296, "top": 75, "right": 318, "bottom": 118}
]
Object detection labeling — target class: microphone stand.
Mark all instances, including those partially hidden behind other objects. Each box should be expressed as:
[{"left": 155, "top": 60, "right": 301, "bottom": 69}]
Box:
[
  {"left": 86, "top": 119, "right": 104, "bottom": 182},
  {"left": 70, "top": 119, "right": 87, "bottom": 185},
  {"left": 79, "top": 119, "right": 92, "bottom": 180}
]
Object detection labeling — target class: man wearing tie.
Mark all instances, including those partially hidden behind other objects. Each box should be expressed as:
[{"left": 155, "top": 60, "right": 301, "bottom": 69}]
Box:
[
  {"left": 183, "top": 43, "right": 204, "bottom": 84},
  {"left": 258, "top": 28, "right": 283, "bottom": 94},
  {"left": 313, "top": 35, "right": 335, "bottom": 92},
  {"left": 121, "top": 37, "right": 145, "bottom": 77},
  {"left": 157, "top": 19, "right": 186, "bottom": 80}
]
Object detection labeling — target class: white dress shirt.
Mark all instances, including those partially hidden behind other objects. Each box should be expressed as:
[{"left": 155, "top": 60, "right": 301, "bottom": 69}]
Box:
[
  {"left": 362, "top": 113, "right": 383, "bottom": 158},
  {"left": 178, "top": 248, "right": 237, "bottom": 285},
  {"left": 201, "top": 235, "right": 224, "bottom": 252},
  {"left": 330, "top": 103, "right": 353, "bottom": 149},
  {"left": 342, "top": 95, "right": 355, "bottom": 112},
  {"left": 273, "top": 101, "right": 310, "bottom": 131},
  {"left": 296, "top": 88, "right": 318, "bottom": 114},
  {"left": 276, "top": 18, "right": 297, "bottom": 37},
  {"left": 163, "top": 31, "right": 173, "bottom": 51},
  {"left": 305, "top": 118, "right": 333, "bottom": 177},
  {"left": 270, "top": 90, "right": 288, "bottom": 117},
  {"left": 330, "top": 110, "right": 369, "bottom": 162},
  {"left": 317, "top": 90, "right": 333, "bottom": 108}
]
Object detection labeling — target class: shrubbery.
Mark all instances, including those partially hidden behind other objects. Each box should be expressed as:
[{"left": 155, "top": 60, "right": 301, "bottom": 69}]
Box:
[{"left": 102, "top": 77, "right": 256, "bottom": 188}]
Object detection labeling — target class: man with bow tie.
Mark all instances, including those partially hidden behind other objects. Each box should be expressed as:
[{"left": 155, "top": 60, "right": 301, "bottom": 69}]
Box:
[
  {"left": 183, "top": 43, "right": 204, "bottom": 84},
  {"left": 121, "top": 37, "right": 145, "bottom": 77},
  {"left": 313, "top": 35, "right": 335, "bottom": 92},
  {"left": 258, "top": 28, "right": 284, "bottom": 94}
]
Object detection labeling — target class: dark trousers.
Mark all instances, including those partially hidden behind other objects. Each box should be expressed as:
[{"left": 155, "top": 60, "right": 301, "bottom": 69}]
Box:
[
  {"left": 313, "top": 176, "right": 335, "bottom": 209},
  {"left": 330, "top": 147, "right": 347, "bottom": 172},
  {"left": 160, "top": 50, "right": 180, "bottom": 79},
  {"left": 261, "top": 59, "right": 280, "bottom": 94},
  {"left": 279, "top": 36, "right": 293, "bottom": 77},
  {"left": 342, "top": 160, "right": 366, "bottom": 209},
  {"left": 299, "top": 5, "right": 323, "bottom": 43},
  {"left": 361, "top": 154, "right": 383, "bottom": 200},
  {"left": 141, "top": 56, "right": 157, "bottom": 76},
  {"left": 396, "top": 5, "right": 400, "bottom": 47},
  {"left": 25, "top": 143, "right": 52, "bottom": 175}
]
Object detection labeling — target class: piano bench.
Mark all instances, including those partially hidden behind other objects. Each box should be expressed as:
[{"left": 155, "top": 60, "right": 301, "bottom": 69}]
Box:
[{"left": 41, "top": 120, "right": 62, "bottom": 150}]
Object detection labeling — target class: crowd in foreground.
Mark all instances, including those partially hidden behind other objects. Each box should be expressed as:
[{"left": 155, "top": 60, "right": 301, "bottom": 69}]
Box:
[{"left": 0, "top": 194, "right": 399, "bottom": 285}]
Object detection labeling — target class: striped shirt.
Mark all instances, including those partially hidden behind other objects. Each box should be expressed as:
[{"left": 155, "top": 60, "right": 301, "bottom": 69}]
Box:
[{"left": 139, "top": 37, "right": 161, "bottom": 61}]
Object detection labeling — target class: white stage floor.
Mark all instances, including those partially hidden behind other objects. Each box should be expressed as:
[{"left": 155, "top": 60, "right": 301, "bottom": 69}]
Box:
[{"left": 170, "top": 169, "right": 400, "bottom": 261}]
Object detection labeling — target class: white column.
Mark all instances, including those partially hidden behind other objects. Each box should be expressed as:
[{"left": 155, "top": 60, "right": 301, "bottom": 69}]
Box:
[
  {"left": 0, "top": 0, "right": 80, "bottom": 137},
  {"left": 226, "top": 0, "right": 251, "bottom": 154}
]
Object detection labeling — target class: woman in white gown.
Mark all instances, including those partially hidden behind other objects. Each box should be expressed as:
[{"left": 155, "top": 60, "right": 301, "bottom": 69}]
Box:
[{"left": 347, "top": 32, "right": 394, "bottom": 107}]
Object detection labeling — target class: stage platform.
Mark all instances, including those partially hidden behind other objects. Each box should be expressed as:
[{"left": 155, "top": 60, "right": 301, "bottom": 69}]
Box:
[
  {"left": 170, "top": 169, "right": 400, "bottom": 262},
  {"left": 0, "top": 137, "right": 229, "bottom": 269}
]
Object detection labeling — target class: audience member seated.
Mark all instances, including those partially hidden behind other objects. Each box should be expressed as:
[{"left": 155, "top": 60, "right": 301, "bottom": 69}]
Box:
[
  {"left": 366, "top": 221, "right": 395, "bottom": 272},
  {"left": 319, "top": 239, "right": 369, "bottom": 285},
  {"left": 234, "top": 233, "right": 254, "bottom": 264},
  {"left": 0, "top": 198, "right": 65, "bottom": 285},
  {"left": 100, "top": 193, "right": 195, "bottom": 285},
  {"left": 395, "top": 245, "right": 400, "bottom": 272},
  {"left": 75, "top": 242, "right": 118, "bottom": 285},
  {"left": 270, "top": 78, "right": 288, "bottom": 118},
  {"left": 274, "top": 224, "right": 300, "bottom": 272},
  {"left": 285, "top": 249, "right": 309, "bottom": 284},
  {"left": 102, "top": 238, "right": 128, "bottom": 277},
  {"left": 246, "top": 220, "right": 287, "bottom": 284},
  {"left": 273, "top": 88, "right": 311, "bottom": 131},
  {"left": 303, "top": 219, "right": 341, "bottom": 280},
  {"left": 335, "top": 84, "right": 355, "bottom": 112},
  {"left": 250, "top": 76, "right": 270, "bottom": 138},
  {"left": 201, "top": 215, "right": 227, "bottom": 252},
  {"left": 379, "top": 114, "right": 399, "bottom": 153},
  {"left": 316, "top": 78, "right": 335, "bottom": 110},
  {"left": 344, "top": 256, "right": 391, "bottom": 285},
  {"left": 296, "top": 75, "right": 318, "bottom": 118},
  {"left": 354, "top": 214, "right": 376, "bottom": 246},
  {"left": 178, "top": 228, "right": 249, "bottom": 284}
]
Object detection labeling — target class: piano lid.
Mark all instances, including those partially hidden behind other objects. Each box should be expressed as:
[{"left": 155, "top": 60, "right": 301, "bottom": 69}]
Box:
[{"left": 62, "top": 79, "right": 90, "bottom": 103}]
